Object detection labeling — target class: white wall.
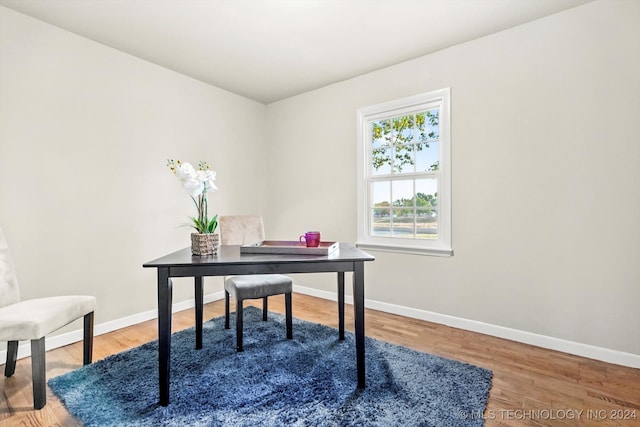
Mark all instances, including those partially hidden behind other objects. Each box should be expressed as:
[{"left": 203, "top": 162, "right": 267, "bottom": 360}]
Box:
[
  {"left": 0, "top": 6, "right": 268, "bottom": 330},
  {"left": 266, "top": 0, "right": 640, "bottom": 357}
]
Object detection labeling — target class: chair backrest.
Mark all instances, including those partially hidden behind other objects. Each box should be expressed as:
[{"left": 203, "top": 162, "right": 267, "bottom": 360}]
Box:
[
  {"left": 0, "top": 227, "right": 21, "bottom": 308},
  {"left": 219, "top": 215, "right": 265, "bottom": 246}
]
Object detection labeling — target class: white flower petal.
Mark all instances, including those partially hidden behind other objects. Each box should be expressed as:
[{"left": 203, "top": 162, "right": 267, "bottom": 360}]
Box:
[
  {"left": 177, "top": 163, "right": 197, "bottom": 181},
  {"left": 184, "top": 178, "right": 204, "bottom": 197},
  {"left": 171, "top": 161, "right": 217, "bottom": 198}
]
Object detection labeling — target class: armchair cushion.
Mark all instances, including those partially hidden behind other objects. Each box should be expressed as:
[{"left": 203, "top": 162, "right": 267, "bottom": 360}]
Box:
[{"left": 0, "top": 295, "right": 96, "bottom": 341}]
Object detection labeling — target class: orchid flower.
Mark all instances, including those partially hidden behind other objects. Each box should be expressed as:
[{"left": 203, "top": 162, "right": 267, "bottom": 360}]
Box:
[{"left": 168, "top": 159, "right": 218, "bottom": 234}]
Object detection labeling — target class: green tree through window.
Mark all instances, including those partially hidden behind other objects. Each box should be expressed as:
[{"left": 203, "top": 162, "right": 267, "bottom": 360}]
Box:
[{"left": 371, "top": 110, "right": 439, "bottom": 173}]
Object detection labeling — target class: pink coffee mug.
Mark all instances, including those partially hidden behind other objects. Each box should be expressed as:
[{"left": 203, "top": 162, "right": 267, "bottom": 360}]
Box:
[{"left": 299, "top": 231, "right": 321, "bottom": 247}]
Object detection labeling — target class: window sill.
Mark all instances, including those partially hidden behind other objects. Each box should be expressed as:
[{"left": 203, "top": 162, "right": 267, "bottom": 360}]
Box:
[{"left": 356, "top": 242, "right": 453, "bottom": 257}]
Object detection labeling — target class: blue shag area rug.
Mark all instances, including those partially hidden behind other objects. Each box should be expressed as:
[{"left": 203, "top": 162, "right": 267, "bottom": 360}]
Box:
[{"left": 49, "top": 307, "right": 492, "bottom": 426}]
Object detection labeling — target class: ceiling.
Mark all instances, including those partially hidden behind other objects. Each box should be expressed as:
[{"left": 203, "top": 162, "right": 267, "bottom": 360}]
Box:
[{"left": 0, "top": 0, "right": 591, "bottom": 104}]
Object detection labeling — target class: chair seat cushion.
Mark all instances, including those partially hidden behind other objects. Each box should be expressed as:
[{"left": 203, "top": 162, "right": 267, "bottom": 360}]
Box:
[
  {"left": 0, "top": 295, "right": 96, "bottom": 341},
  {"left": 225, "top": 274, "right": 292, "bottom": 301}
]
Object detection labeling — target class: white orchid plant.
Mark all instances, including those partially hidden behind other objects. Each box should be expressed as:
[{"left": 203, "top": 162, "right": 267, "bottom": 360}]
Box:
[{"left": 167, "top": 159, "right": 218, "bottom": 234}]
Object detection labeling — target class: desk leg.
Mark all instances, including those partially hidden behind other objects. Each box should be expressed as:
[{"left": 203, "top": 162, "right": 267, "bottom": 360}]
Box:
[
  {"left": 337, "top": 272, "right": 345, "bottom": 340},
  {"left": 157, "top": 268, "right": 173, "bottom": 406},
  {"left": 195, "top": 276, "right": 203, "bottom": 350},
  {"left": 353, "top": 262, "right": 366, "bottom": 388}
]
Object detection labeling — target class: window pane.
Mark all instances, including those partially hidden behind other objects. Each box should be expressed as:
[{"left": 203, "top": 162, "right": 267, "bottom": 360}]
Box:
[
  {"left": 416, "top": 208, "right": 438, "bottom": 239},
  {"left": 392, "top": 208, "right": 415, "bottom": 238},
  {"left": 371, "top": 181, "right": 390, "bottom": 206},
  {"left": 392, "top": 180, "right": 414, "bottom": 207},
  {"left": 393, "top": 115, "right": 414, "bottom": 141},
  {"left": 392, "top": 115, "right": 415, "bottom": 174},
  {"left": 415, "top": 178, "right": 438, "bottom": 208},
  {"left": 371, "top": 119, "right": 392, "bottom": 175},
  {"left": 371, "top": 147, "right": 392, "bottom": 175},
  {"left": 416, "top": 179, "right": 437, "bottom": 239},
  {"left": 371, "top": 181, "right": 391, "bottom": 237},
  {"left": 371, "top": 120, "right": 391, "bottom": 147},
  {"left": 416, "top": 109, "right": 439, "bottom": 142},
  {"left": 391, "top": 179, "right": 417, "bottom": 238},
  {"left": 371, "top": 120, "right": 389, "bottom": 149},
  {"left": 371, "top": 209, "right": 391, "bottom": 236},
  {"left": 415, "top": 140, "right": 439, "bottom": 172},
  {"left": 394, "top": 144, "right": 415, "bottom": 174}
]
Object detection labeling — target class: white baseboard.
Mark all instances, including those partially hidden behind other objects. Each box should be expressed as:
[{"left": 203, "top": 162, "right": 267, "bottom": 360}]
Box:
[
  {"left": 293, "top": 285, "right": 640, "bottom": 369},
  {"left": 3, "top": 287, "right": 638, "bottom": 370}
]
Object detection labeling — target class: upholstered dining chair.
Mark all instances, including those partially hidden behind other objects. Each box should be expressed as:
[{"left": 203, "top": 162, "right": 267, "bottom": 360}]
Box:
[
  {"left": 219, "top": 215, "right": 293, "bottom": 352},
  {"left": 0, "top": 226, "right": 96, "bottom": 409}
]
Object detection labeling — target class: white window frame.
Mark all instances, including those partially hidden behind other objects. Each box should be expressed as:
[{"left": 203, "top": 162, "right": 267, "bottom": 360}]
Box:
[{"left": 356, "top": 88, "right": 452, "bottom": 256}]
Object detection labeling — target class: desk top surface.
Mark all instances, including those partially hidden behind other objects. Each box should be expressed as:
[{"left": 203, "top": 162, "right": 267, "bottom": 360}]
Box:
[{"left": 143, "top": 242, "right": 374, "bottom": 268}]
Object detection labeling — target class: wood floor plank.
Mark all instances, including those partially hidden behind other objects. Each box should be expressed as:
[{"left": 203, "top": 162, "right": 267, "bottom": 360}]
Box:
[{"left": 1, "top": 293, "right": 638, "bottom": 426}]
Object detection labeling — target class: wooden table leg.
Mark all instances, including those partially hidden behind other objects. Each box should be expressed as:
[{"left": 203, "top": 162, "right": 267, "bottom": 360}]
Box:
[
  {"left": 195, "top": 276, "right": 203, "bottom": 350},
  {"left": 353, "top": 262, "right": 366, "bottom": 388},
  {"left": 337, "top": 272, "right": 345, "bottom": 340},
  {"left": 157, "top": 268, "right": 173, "bottom": 406}
]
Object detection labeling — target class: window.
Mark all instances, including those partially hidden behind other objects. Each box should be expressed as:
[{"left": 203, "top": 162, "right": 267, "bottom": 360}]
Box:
[{"left": 356, "top": 88, "right": 451, "bottom": 256}]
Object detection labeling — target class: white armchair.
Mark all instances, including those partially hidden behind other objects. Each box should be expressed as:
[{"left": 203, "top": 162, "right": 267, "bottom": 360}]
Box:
[{"left": 0, "top": 226, "right": 96, "bottom": 409}]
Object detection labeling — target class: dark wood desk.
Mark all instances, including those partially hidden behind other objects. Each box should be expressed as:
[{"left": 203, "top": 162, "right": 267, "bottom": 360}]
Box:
[{"left": 143, "top": 242, "right": 374, "bottom": 406}]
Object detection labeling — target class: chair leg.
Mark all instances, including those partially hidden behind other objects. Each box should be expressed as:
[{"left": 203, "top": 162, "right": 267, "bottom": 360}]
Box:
[
  {"left": 262, "top": 296, "right": 268, "bottom": 321},
  {"left": 285, "top": 293, "right": 293, "bottom": 339},
  {"left": 236, "top": 300, "right": 244, "bottom": 352},
  {"left": 30, "top": 337, "right": 46, "bottom": 410},
  {"left": 4, "top": 341, "right": 18, "bottom": 377},
  {"left": 225, "top": 290, "right": 230, "bottom": 329},
  {"left": 83, "top": 312, "right": 94, "bottom": 365}
]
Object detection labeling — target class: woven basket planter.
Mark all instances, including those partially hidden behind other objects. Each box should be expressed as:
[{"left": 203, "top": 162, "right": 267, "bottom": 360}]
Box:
[{"left": 191, "top": 233, "right": 219, "bottom": 256}]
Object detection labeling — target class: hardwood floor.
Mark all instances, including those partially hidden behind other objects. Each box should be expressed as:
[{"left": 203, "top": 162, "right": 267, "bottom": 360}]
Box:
[{"left": 1, "top": 293, "right": 639, "bottom": 426}]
